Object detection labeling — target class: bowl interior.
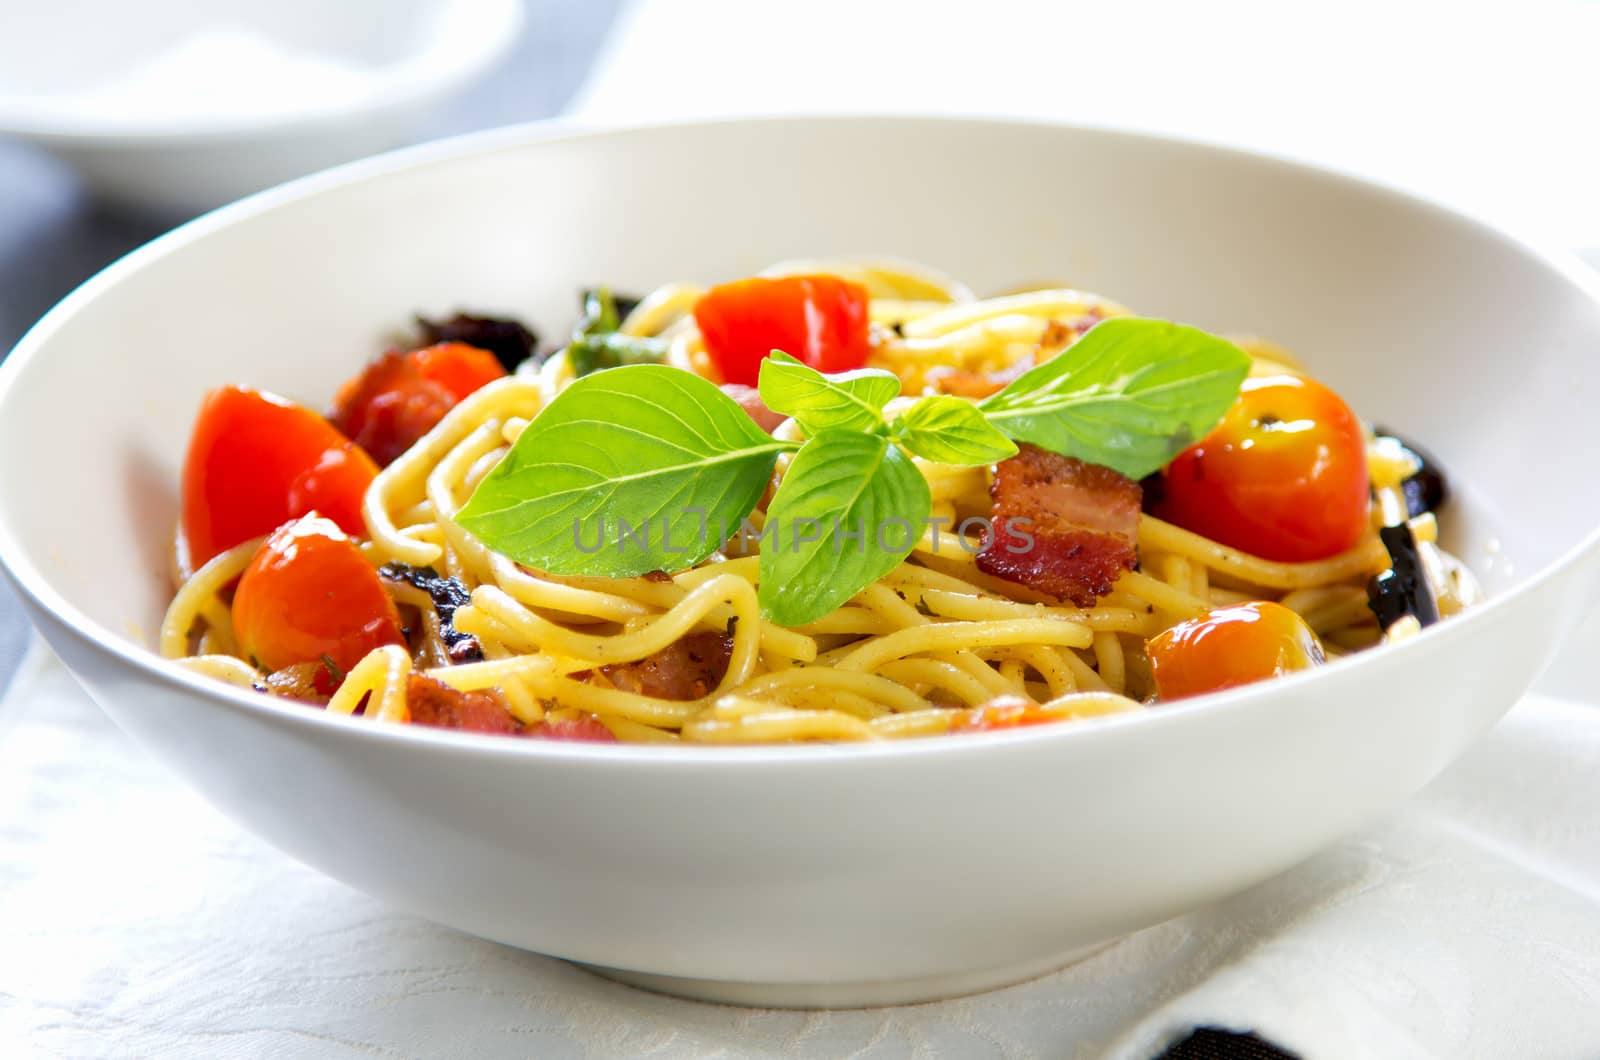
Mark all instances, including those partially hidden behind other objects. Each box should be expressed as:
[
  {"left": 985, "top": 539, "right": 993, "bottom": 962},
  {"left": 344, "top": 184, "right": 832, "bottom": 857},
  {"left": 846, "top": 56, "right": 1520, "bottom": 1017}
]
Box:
[{"left": 2, "top": 118, "right": 1599, "bottom": 656}]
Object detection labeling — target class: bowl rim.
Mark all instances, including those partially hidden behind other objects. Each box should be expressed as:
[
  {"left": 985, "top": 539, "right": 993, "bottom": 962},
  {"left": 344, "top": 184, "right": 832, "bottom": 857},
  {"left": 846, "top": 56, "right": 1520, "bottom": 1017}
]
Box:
[
  {"left": 3, "top": 111, "right": 1599, "bottom": 765},
  {"left": 0, "top": 0, "right": 524, "bottom": 142}
]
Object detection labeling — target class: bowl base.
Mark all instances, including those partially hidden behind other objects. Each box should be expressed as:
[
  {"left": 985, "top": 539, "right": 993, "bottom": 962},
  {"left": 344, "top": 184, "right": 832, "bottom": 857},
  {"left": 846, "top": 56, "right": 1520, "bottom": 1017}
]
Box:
[{"left": 576, "top": 940, "right": 1114, "bottom": 1009}]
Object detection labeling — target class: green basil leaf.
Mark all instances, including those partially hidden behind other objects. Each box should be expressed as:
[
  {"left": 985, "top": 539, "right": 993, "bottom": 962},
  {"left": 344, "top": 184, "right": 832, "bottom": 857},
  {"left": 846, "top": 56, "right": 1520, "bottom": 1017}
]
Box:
[
  {"left": 757, "top": 351, "right": 900, "bottom": 435},
  {"left": 456, "top": 364, "right": 788, "bottom": 577},
  {"left": 894, "top": 395, "right": 1019, "bottom": 466},
  {"left": 979, "top": 317, "right": 1250, "bottom": 479},
  {"left": 758, "top": 432, "right": 931, "bottom": 626}
]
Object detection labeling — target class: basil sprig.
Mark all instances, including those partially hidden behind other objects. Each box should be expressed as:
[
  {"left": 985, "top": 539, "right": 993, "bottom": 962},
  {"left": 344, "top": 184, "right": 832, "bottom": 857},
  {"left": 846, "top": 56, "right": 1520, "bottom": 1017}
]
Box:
[
  {"left": 979, "top": 318, "right": 1249, "bottom": 476},
  {"left": 457, "top": 318, "right": 1248, "bottom": 625},
  {"left": 455, "top": 365, "right": 789, "bottom": 577},
  {"left": 758, "top": 351, "right": 900, "bottom": 435},
  {"left": 760, "top": 432, "right": 931, "bottom": 625}
]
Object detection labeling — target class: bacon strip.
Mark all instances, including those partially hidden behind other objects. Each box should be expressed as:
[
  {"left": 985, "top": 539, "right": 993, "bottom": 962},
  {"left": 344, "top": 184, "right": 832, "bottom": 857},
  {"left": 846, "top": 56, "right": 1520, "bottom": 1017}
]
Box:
[
  {"left": 593, "top": 631, "right": 733, "bottom": 700},
  {"left": 720, "top": 383, "right": 787, "bottom": 434},
  {"left": 405, "top": 673, "right": 522, "bottom": 735},
  {"left": 259, "top": 661, "right": 336, "bottom": 705},
  {"left": 976, "top": 443, "right": 1141, "bottom": 607}
]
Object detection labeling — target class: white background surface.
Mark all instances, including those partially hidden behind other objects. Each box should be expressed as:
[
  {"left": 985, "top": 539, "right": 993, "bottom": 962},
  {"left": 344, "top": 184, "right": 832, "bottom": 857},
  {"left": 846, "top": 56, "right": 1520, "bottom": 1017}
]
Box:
[{"left": 572, "top": 0, "right": 1600, "bottom": 253}]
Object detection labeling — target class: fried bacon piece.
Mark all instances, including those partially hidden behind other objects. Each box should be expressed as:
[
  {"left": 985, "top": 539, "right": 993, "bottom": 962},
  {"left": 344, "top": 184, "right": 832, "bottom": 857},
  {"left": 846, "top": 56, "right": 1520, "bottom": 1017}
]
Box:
[
  {"left": 976, "top": 443, "right": 1141, "bottom": 607},
  {"left": 257, "top": 661, "right": 336, "bottom": 705},
  {"left": 927, "top": 359, "right": 1031, "bottom": 400},
  {"left": 590, "top": 632, "right": 733, "bottom": 700},
  {"left": 720, "top": 383, "right": 787, "bottom": 434},
  {"left": 405, "top": 673, "right": 522, "bottom": 735}
]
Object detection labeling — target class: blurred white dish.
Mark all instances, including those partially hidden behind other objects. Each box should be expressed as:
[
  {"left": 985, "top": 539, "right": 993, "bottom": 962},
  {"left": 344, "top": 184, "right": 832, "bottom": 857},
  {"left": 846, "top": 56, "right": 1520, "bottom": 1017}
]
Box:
[
  {"left": 2, "top": 117, "right": 1600, "bottom": 1008},
  {"left": 0, "top": 0, "right": 523, "bottom": 213}
]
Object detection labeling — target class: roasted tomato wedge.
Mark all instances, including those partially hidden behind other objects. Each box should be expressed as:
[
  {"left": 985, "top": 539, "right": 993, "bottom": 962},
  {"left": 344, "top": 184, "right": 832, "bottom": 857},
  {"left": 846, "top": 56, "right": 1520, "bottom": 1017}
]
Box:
[
  {"left": 956, "top": 695, "right": 1066, "bottom": 733},
  {"left": 693, "top": 275, "right": 872, "bottom": 385},
  {"left": 182, "top": 386, "right": 377, "bottom": 569},
  {"left": 1151, "top": 374, "right": 1370, "bottom": 562},
  {"left": 1147, "top": 601, "right": 1325, "bottom": 701},
  {"left": 232, "top": 514, "right": 405, "bottom": 675},
  {"left": 330, "top": 342, "right": 506, "bottom": 466}
]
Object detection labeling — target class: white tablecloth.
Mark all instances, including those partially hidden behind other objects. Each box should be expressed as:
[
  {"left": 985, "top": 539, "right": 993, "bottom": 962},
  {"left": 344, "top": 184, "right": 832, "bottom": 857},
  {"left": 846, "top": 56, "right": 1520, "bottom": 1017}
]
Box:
[{"left": 5, "top": 644, "right": 1600, "bottom": 1058}]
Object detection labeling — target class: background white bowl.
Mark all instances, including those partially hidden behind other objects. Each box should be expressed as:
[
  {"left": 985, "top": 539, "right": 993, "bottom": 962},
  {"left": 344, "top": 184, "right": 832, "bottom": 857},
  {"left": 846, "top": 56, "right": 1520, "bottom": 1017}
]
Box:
[
  {"left": 0, "top": 0, "right": 524, "bottom": 214},
  {"left": 2, "top": 117, "right": 1599, "bottom": 1007}
]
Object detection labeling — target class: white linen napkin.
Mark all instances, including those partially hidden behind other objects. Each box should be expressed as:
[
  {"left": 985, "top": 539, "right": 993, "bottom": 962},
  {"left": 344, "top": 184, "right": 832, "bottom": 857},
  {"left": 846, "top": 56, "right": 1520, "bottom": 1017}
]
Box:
[{"left": 4, "top": 641, "right": 1600, "bottom": 1059}]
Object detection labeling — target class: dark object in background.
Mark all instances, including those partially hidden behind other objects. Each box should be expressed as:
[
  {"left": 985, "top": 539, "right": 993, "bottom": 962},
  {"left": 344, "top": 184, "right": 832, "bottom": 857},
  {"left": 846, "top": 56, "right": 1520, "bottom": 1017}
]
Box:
[
  {"left": 1158, "top": 1027, "right": 1302, "bottom": 1060},
  {"left": 417, "top": 311, "right": 540, "bottom": 372}
]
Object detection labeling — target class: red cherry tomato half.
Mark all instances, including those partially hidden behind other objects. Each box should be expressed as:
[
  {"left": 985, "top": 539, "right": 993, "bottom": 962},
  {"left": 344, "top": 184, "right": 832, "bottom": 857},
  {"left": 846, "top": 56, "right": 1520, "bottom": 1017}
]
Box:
[
  {"left": 232, "top": 514, "right": 405, "bottom": 675},
  {"left": 1147, "top": 601, "right": 1325, "bottom": 701},
  {"left": 182, "top": 386, "right": 377, "bottom": 570},
  {"left": 693, "top": 275, "right": 872, "bottom": 386},
  {"left": 955, "top": 695, "right": 1065, "bottom": 733},
  {"left": 1153, "top": 374, "right": 1370, "bottom": 562},
  {"left": 410, "top": 342, "right": 507, "bottom": 401},
  {"left": 329, "top": 342, "right": 506, "bottom": 466}
]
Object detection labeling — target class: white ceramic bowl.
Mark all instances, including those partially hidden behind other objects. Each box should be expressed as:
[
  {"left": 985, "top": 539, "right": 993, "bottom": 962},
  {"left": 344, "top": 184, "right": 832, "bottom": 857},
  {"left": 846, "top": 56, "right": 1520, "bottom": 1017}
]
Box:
[
  {"left": 3, "top": 117, "right": 1600, "bottom": 1008},
  {"left": 0, "top": 0, "right": 523, "bottom": 214}
]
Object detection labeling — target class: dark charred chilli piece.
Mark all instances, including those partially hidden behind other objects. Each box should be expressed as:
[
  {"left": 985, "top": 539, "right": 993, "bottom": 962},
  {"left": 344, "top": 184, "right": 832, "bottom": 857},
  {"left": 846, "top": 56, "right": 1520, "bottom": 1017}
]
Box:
[
  {"left": 1367, "top": 524, "right": 1439, "bottom": 630},
  {"left": 417, "top": 312, "right": 540, "bottom": 372},
  {"left": 1374, "top": 427, "right": 1449, "bottom": 518},
  {"left": 378, "top": 563, "right": 485, "bottom": 664}
]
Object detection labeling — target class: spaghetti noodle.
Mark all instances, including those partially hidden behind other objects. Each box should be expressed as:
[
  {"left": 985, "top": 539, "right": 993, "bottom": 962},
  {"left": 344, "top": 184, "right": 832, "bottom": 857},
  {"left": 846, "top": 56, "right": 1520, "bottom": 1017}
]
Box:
[{"left": 162, "top": 258, "right": 1479, "bottom": 743}]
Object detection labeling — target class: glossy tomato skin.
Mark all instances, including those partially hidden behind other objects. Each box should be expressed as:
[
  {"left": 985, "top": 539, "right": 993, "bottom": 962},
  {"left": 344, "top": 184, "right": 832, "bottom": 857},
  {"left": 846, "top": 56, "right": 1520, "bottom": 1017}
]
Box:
[
  {"left": 1147, "top": 601, "right": 1325, "bottom": 701},
  {"left": 1153, "top": 374, "right": 1370, "bottom": 562},
  {"left": 329, "top": 342, "right": 506, "bottom": 467},
  {"left": 956, "top": 695, "right": 1065, "bottom": 733},
  {"left": 232, "top": 514, "right": 405, "bottom": 675},
  {"left": 410, "top": 342, "right": 507, "bottom": 401},
  {"left": 693, "top": 275, "right": 872, "bottom": 385},
  {"left": 182, "top": 386, "right": 377, "bottom": 569}
]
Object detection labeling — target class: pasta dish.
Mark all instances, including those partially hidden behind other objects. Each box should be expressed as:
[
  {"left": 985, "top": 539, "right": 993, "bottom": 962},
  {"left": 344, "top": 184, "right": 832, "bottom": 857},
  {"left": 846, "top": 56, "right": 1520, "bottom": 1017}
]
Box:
[{"left": 162, "top": 258, "right": 1476, "bottom": 744}]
